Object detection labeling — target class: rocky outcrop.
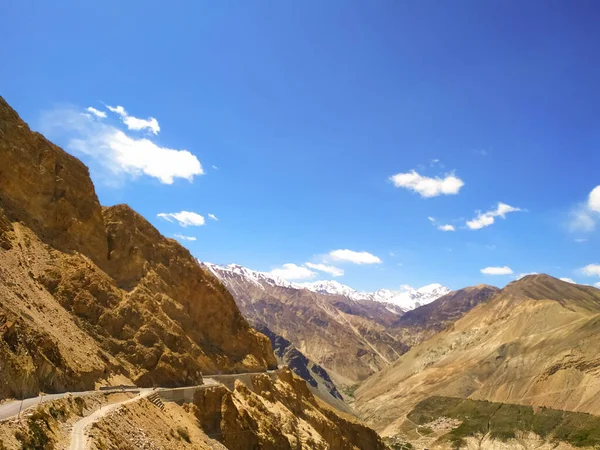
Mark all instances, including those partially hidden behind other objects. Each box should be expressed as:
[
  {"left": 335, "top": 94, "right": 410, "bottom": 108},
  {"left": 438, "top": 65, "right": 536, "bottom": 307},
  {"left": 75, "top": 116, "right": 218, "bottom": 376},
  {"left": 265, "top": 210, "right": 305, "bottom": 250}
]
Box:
[
  {"left": 192, "top": 368, "right": 387, "bottom": 450},
  {"left": 254, "top": 324, "right": 352, "bottom": 414},
  {"left": 0, "top": 95, "right": 276, "bottom": 399}
]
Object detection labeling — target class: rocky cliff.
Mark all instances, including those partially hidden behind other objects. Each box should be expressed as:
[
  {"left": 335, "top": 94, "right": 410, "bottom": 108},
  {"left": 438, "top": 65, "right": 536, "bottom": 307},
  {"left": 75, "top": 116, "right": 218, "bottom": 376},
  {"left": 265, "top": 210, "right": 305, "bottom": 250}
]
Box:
[
  {"left": 0, "top": 95, "right": 276, "bottom": 399},
  {"left": 190, "top": 368, "right": 387, "bottom": 450}
]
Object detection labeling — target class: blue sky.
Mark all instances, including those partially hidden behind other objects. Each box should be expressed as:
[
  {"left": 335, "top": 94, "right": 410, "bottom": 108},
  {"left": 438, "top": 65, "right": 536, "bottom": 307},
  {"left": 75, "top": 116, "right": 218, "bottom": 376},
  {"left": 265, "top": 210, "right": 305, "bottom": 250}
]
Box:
[{"left": 3, "top": 1, "right": 600, "bottom": 291}]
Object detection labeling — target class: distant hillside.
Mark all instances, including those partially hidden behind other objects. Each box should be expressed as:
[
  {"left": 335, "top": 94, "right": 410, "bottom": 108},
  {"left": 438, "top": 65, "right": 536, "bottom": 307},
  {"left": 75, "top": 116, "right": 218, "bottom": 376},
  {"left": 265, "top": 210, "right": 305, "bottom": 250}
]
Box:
[
  {"left": 355, "top": 274, "right": 600, "bottom": 436},
  {"left": 202, "top": 263, "right": 408, "bottom": 387},
  {"left": 391, "top": 284, "right": 499, "bottom": 345}
]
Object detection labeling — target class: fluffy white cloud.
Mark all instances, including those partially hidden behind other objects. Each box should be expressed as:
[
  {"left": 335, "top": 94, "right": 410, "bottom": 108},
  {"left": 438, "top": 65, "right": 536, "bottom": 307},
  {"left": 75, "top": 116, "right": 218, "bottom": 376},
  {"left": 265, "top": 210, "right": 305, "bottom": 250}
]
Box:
[
  {"left": 270, "top": 263, "right": 317, "bottom": 280},
  {"left": 467, "top": 203, "right": 522, "bottom": 230},
  {"left": 41, "top": 106, "right": 203, "bottom": 184},
  {"left": 581, "top": 264, "right": 600, "bottom": 278},
  {"left": 208, "top": 213, "right": 219, "bottom": 221},
  {"left": 86, "top": 107, "right": 106, "bottom": 118},
  {"left": 481, "top": 266, "right": 513, "bottom": 275},
  {"left": 158, "top": 211, "right": 205, "bottom": 227},
  {"left": 568, "top": 205, "right": 596, "bottom": 232},
  {"left": 560, "top": 277, "right": 576, "bottom": 284},
  {"left": 437, "top": 224, "right": 455, "bottom": 232},
  {"left": 589, "top": 186, "right": 600, "bottom": 212},
  {"left": 328, "top": 249, "right": 382, "bottom": 264},
  {"left": 107, "top": 104, "right": 160, "bottom": 134},
  {"left": 568, "top": 187, "right": 600, "bottom": 233},
  {"left": 595, "top": 282, "right": 600, "bottom": 288},
  {"left": 174, "top": 234, "right": 197, "bottom": 241},
  {"left": 389, "top": 170, "right": 464, "bottom": 198},
  {"left": 305, "top": 263, "right": 344, "bottom": 277}
]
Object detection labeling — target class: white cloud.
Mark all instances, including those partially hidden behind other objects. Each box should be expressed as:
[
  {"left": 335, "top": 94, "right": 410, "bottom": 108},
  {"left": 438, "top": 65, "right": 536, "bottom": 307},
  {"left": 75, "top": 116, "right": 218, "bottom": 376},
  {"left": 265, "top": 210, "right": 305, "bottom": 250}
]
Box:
[
  {"left": 389, "top": 170, "right": 464, "bottom": 198},
  {"left": 208, "top": 213, "right": 219, "bottom": 221},
  {"left": 467, "top": 203, "right": 522, "bottom": 230},
  {"left": 107, "top": 105, "right": 126, "bottom": 115},
  {"left": 86, "top": 107, "right": 107, "bottom": 118},
  {"left": 481, "top": 266, "right": 513, "bottom": 275},
  {"left": 560, "top": 277, "right": 575, "bottom": 284},
  {"left": 174, "top": 234, "right": 197, "bottom": 241},
  {"left": 581, "top": 264, "right": 600, "bottom": 278},
  {"left": 305, "top": 263, "right": 344, "bottom": 277},
  {"left": 595, "top": 282, "right": 600, "bottom": 288},
  {"left": 107, "top": 104, "right": 160, "bottom": 134},
  {"left": 328, "top": 249, "right": 382, "bottom": 265},
  {"left": 428, "top": 217, "right": 436, "bottom": 223},
  {"left": 400, "top": 284, "right": 413, "bottom": 291},
  {"left": 567, "top": 187, "right": 600, "bottom": 233},
  {"left": 437, "top": 224, "right": 456, "bottom": 232},
  {"left": 575, "top": 238, "right": 588, "bottom": 243},
  {"left": 157, "top": 211, "right": 205, "bottom": 227},
  {"left": 589, "top": 186, "right": 600, "bottom": 212},
  {"left": 41, "top": 106, "right": 203, "bottom": 185},
  {"left": 517, "top": 272, "right": 538, "bottom": 279},
  {"left": 568, "top": 205, "right": 596, "bottom": 232},
  {"left": 270, "top": 263, "right": 316, "bottom": 281},
  {"left": 212, "top": 165, "right": 219, "bottom": 170}
]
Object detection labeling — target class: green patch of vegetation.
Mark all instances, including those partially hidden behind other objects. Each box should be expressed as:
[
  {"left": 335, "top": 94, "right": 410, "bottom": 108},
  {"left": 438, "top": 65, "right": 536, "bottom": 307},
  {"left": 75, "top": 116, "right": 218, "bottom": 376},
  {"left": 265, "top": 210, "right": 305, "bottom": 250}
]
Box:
[
  {"left": 407, "top": 396, "right": 600, "bottom": 448},
  {"left": 342, "top": 384, "right": 359, "bottom": 398}
]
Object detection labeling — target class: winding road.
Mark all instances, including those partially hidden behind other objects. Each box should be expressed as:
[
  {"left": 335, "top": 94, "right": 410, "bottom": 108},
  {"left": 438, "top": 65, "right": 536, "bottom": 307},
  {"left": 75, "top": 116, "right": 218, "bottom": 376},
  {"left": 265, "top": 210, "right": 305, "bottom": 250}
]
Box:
[
  {"left": 68, "top": 389, "right": 153, "bottom": 450},
  {"left": 0, "top": 371, "right": 277, "bottom": 450}
]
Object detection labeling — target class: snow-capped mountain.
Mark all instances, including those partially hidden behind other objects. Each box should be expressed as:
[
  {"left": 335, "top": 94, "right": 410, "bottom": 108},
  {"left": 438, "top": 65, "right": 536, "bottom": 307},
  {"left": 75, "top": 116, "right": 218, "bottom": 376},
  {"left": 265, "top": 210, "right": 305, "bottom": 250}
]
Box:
[
  {"left": 202, "top": 262, "right": 450, "bottom": 313},
  {"left": 298, "top": 280, "right": 450, "bottom": 312},
  {"left": 201, "top": 262, "right": 295, "bottom": 290}
]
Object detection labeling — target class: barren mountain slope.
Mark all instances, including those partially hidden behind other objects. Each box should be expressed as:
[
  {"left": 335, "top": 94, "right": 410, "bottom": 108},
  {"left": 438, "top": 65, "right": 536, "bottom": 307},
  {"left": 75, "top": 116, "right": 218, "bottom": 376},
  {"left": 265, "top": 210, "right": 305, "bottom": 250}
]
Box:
[
  {"left": 203, "top": 263, "right": 408, "bottom": 387},
  {"left": 253, "top": 324, "right": 354, "bottom": 414},
  {"left": 391, "top": 284, "right": 499, "bottom": 346},
  {"left": 0, "top": 95, "right": 276, "bottom": 399},
  {"left": 355, "top": 275, "right": 600, "bottom": 435}
]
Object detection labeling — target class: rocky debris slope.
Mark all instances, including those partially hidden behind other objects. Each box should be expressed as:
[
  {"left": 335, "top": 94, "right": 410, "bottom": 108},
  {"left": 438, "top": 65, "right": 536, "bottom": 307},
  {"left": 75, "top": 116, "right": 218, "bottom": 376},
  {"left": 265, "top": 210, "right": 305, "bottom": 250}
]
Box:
[
  {"left": 191, "top": 368, "right": 387, "bottom": 450},
  {"left": 355, "top": 275, "right": 600, "bottom": 435},
  {"left": 253, "top": 324, "right": 353, "bottom": 413},
  {"left": 84, "top": 368, "right": 386, "bottom": 450},
  {"left": 0, "top": 95, "right": 276, "bottom": 399}
]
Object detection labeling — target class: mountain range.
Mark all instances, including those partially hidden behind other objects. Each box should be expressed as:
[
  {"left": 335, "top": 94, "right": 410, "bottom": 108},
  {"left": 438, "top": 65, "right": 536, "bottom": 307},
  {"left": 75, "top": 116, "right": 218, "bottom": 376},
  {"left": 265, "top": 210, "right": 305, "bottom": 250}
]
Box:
[
  {"left": 205, "top": 263, "right": 451, "bottom": 313},
  {"left": 355, "top": 274, "right": 600, "bottom": 445},
  {"left": 202, "top": 262, "right": 493, "bottom": 393},
  {"left": 0, "top": 95, "right": 386, "bottom": 450}
]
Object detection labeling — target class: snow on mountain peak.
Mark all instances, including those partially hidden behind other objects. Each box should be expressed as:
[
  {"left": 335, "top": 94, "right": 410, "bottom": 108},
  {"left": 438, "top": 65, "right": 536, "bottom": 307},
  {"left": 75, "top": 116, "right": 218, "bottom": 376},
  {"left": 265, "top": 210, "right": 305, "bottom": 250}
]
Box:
[{"left": 201, "top": 261, "right": 450, "bottom": 313}]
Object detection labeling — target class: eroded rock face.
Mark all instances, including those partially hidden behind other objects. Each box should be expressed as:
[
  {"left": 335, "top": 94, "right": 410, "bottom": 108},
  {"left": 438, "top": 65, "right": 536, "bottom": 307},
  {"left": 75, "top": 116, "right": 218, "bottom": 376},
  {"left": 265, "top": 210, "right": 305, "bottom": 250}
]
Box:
[
  {"left": 192, "top": 368, "right": 387, "bottom": 450},
  {"left": 0, "top": 99, "right": 108, "bottom": 270},
  {"left": 0, "top": 96, "right": 276, "bottom": 398}
]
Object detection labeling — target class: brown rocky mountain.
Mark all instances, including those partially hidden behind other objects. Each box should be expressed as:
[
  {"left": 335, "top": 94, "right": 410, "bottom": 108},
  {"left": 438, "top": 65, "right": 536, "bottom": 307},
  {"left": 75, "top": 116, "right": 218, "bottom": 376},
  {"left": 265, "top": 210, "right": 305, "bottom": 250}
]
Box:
[
  {"left": 390, "top": 284, "right": 499, "bottom": 346},
  {"left": 0, "top": 95, "right": 277, "bottom": 399},
  {"left": 0, "top": 95, "right": 387, "bottom": 450},
  {"left": 354, "top": 274, "right": 600, "bottom": 438},
  {"left": 253, "top": 324, "right": 354, "bottom": 414},
  {"left": 203, "top": 263, "right": 409, "bottom": 388}
]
